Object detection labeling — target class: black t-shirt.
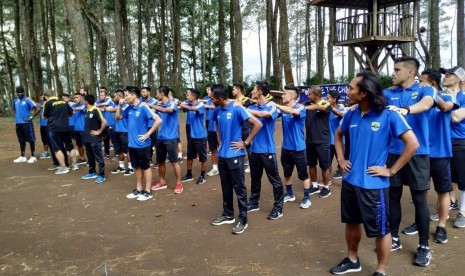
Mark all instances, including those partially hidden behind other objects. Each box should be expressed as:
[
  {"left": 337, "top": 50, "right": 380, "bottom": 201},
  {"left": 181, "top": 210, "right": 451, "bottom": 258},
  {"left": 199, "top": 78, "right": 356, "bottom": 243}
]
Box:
[
  {"left": 84, "top": 106, "right": 104, "bottom": 143},
  {"left": 305, "top": 100, "right": 331, "bottom": 144},
  {"left": 43, "top": 97, "right": 73, "bottom": 132}
]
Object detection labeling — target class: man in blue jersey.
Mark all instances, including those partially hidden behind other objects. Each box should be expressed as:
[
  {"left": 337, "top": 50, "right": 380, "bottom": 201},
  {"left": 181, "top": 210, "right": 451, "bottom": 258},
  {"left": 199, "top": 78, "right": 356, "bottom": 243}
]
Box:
[
  {"left": 71, "top": 92, "right": 87, "bottom": 165},
  {"left": 384, "top": 57, "right": 435, "bottom": 266},
  {"left": 445, "top": 66, "right": 465, "bottom": 228},
  {"left": 150, "top": 86, "right": 183, "bottom": 194},
  {"left": 140, "top": 85, "right": 159, "bottom": 163},
  {"left": 330, "top": 71, "right": 418, "bottom": 276},
  {"left": 246, "top": 81, "right": 284, "bottom": 220},
  {"left": 210, "top": 84, "right": 262, "bottom": 234},
  {"left": 204, "top": 85, "right": 220, "bottom": 176},
  {"left": 13, "top": 86, "right": 40, "bottom": 164},
  {"left": 275, "top": 86, "right": 312, "bottom": 209},
  {"left": 117, "top": 86, "right": 162, "bottom": 201},
  {"left": 96, "top": 87, "right": 115, "bottom": 159},
  {"left": 179, "top": 88, "right": 208, "bottom": 185},
  {"left": 327, "top": 89, "right": 346, "bottom": 179}
]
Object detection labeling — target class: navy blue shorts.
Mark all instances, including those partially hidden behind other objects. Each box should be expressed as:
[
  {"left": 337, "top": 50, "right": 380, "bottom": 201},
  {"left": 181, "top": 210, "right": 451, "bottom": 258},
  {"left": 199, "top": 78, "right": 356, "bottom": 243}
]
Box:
[
  {"left": 451, "top": 139, "right": 465, "bottom": 191},
  {"left": 387, "top": 154, "right": 430, "bottom": 191},
  {"left": 40, "top": 126, "right": 49, "bottom": 146},
  {"left": 156, "top": 139, "right": 178, "bottom": 163},
  {"left": 207, "top": 131, "right": 218, "bottom": 151},
  {"left": 49, "top": 131, "right": 74, "bottom": 152},
  {"left": 306, "top": 142, "right": 330, "bottom": 170},
  {"left": 113, "top": 132, "right": 129, "bottom": 154},
  {"left": 129, "top": 146, "right": 151, "bottom": 170},
  {"left": 280, "top": 149, "right": 309, "bottom": 180},
  {"left": 187, "top": 138, "right": 207, "bottom": 162},
  {"left": 430, "top": 157, "right": 452, "bottom": 193},
  {"left": 16, "top": 123, "right": 35, "bottom": 143}
]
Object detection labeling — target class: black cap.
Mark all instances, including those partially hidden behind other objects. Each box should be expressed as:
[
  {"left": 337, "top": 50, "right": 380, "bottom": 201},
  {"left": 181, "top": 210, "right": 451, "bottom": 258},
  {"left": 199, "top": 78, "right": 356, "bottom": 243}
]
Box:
[{"left": 16, "top": 86, "right": 25, "bottom": 93}]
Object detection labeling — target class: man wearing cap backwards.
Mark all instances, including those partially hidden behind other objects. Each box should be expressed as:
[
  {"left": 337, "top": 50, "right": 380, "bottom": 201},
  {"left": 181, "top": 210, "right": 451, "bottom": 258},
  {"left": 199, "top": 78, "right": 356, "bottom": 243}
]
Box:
[
  {"left": 383, "top": 57, "right": 435, "bottom": 267},
  {"left": 443, "top": 66, "right": 465, "bottom": 229},
  {"left": 12, "top": 86, "right": 41, "bottom": 164}
]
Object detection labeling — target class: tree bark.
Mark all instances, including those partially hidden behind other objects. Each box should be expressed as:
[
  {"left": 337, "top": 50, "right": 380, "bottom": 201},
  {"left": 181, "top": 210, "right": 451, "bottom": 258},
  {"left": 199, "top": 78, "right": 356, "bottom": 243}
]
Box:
[
  {"left": 158, "top": 0, "right": 167, "bottom": 85},
  {"left": 136, "top": 0, "right": 143, "bottom": 86},
  {"left": 144, "top": 0, "right": 154, "bottom": 85},
  {"left": 25, "top": 0, "right": 43, "bottom": 99},
  {"left": 271, "top": 0, "right": 279, "bottom": 88},
  {"left": 13, "top": 0, "right": 28, "bottom": 92},
  {"left": 121, "top": 0, "right": 134, "bottom": 84},
  {"left": 201, "top": 0, "right": 207, "bottom": 85},
  {"left": 172, "top": 0, "right": 182, "bottom": 95},
  {"left": 266, "top": 0, "right": 272, "bottom": 81},
  {"left": 327, "top": 7, "right": 335, "bottom": 83},
  {"left": 278, "top": 0, "right": 293, "bottom": 85},
  {"left": 0, "top": 2, "right": 14, "bottom": 97},
  {"left": 458, "top": 0, "right": 465, "bottom": 67},
  {"left": 316, "top": 7, "right": 325, "bottom": 83},
  {"left": 48, "top": 0, "right": 63, "bottom": 95},
  {"left": 429, "top": 0, "right": 440, "bottom": 68},
  {"left": 190, "top": 1, "right": 198, "bottom": 86},
  {"left": 218, "top": 0, "right": 227, "bottom": 85},
  {"left": 40, "top": 0, "right": 53, "bottom": 91},
  {"left": 305, "top": 2, "right": 311, "bottom": 81},
  {"left": 230, "top": 0, "right": 243, "bottom": 83}
]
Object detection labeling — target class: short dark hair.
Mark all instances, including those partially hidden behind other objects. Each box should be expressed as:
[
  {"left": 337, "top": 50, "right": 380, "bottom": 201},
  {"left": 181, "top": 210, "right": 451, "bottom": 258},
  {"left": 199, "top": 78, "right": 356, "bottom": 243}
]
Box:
[
  {"left": 187, "top": 88, "right": 200, "bottom": 99},
  {"left": 284, "top": 85, "right": 298, "bottom": 92},
  {"left": 255, "top": 81, "right": 270, "bottom": 96},
  {"left": 158, "top": 85, "right": 170, "bottom": 97},
  {"left": 211, "top": 84, "right": 228, "bottom": 100},
  {"left": 141, "top": 85, "right": 151, "bottom": 92},
  {"left": 394, "top": 56, "right": 420, "bottom": 73},
  {"left": 114, "top": 88, "right": 125, "bottom": 95},
  {"left": 85, "top": 94, "right": 96, "bottom": 105},
  {"left": 74, "top": 92, "right": 83, "bottom": 96},
  {"left": 62, "top": 93, "right": 70, "bottom": 98},
  {"left": 80, "top": 86, "right": 89, "bottom": 94},
  {"left": 309, "top": 85, "right": 322, "bottom": 97},
  {"left": 355, "top": 71, "right": 386, "bottom": 113},
  {"left": 233, "top": 83, "right": 244, "bottom": 93},
  {"left": 126, "top": 86, "right": 141, "bottom": 98},
  {"left": 16, "top": 86, "right": 25, "bottom": 93},
  {"left": 421, "top": 69, "right": 442, "bottom": 91}
]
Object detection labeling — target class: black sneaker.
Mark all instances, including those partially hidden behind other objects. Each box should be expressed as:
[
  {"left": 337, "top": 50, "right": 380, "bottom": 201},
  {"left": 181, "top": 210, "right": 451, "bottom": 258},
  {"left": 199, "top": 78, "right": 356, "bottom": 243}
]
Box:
[
  {"left": 434, "top": 226, "right": 448, "bottom": 244},
  {"left": 413, "top": 246, "right": 431, "bottom": 267},
  {"left": 391, "top": 237, "right": 402, "bottom": 251},
  {"left": 211, "top": 215, "right": 235, "bottom": 226},
  {"left": 319, "top": 187, "right": 331, "bottom": 198},
  {"left": 181, "top": 174, "right": 194, "bottom": 182},
  {"left": 196, "top": 175, "right": 206, "bottom": 185},
  {"left": 330, "top": 257, "right": 361, "bottom": 274},
  {"left": 178, "top": 157, "right": 184, "bottom": 164},
  {"left": 372, "top": 272, "right": 385, "bottom": 276},
  {"left": 309, "top": 186, "right": 320, "bottom": 194},
  {"left": 77, "top": 158, "right": 87, "bottom": 165},
  {"left": 247, "top": 204, "right": 259, "bottom": 212},
  {"left": 123, "top": 168, "right": 134, "bottom": 176},
  {"left": 111, "top": 167, "right": 125, "bottom": 174},
  {"left": 232, "top": 221, "right": 248, "bottom": 234},
  {"left": 332, "top": 171, "right": 343, "bottom": 179},
  {"left": 450, "top": 200, "right": 459, "bottom": 210},
  {"left": 267, "top": 209, "right": 283, "bottom": 220},
  {"left": 402, "top": 222, "right": 418, "bottom": 235}
]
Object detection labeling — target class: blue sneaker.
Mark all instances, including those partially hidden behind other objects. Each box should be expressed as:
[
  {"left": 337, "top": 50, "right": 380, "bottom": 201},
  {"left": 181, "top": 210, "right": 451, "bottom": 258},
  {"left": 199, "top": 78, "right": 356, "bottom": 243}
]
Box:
[
  {"left": 81, "top": 173, "right": 98, "bottom": 180},
  {"left": 95, "top": 175, "right": 106, "bottom": 184}
]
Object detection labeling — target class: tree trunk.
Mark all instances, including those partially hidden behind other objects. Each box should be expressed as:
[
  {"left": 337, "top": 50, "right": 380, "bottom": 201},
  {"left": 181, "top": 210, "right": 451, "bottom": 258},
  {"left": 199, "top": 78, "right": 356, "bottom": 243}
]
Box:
[
  {"left": 271, "top": 0, "right": 279, "bottom": 88},
  {"left": 201, "top": 0, "right": 207, "bottom": 84},
  {"left": 218, "top": 0, "right": 227, "bottom": 85},
  {"left": 136, "top": 0, "right": 143, "bottom": 86},
  {"left": 257, "top": 6, "right": 263, "bottom": 80},
  {"left": 172, "top": 0, "right": 182, "bottom": 95},
  {"left": 25, "top": 0, "right": 43, "bottom": 99},
  {"left": 86, "top": 19, "right": 97, "bottom": 92},
  {"left": 305, "top": 2, "right": 311, "bottom": 81},
  {"left": 190, "top": 1, "right": 198, "bottom": 86},
  {"left": 429, "top": 0, "right": 440, "bottom": 68},
  {"left": 0, "top": 2, "right": 14, "bottom": 97},
  {"left": 13, "top": 0, "right": 28, "bottom": 92},
  {"left": 348, "top": 10, "right": 355, "bottom": 78},
  {"left": 458, "top": 0, "right": 465, "bottom": 67},
  {"left": 48, "top": 0, "right": 63, "bottom": 95},
  {"left": 265, "top": 0, "right": 272, "bottom": 81},
  {"left": 327, "top": 7, "right": 335, "bottom": 83},
  {"left": 316, "top": 7, "right": 325, "bottom": 83},
  {"left": 144, "top": 0, "right": 154, "bottom": 85},
  {"left": 230, "top": 0, "right": 243, "bottom": 83},
  {"left": 158, "top": 0, "right": 167, "bottom": 85},
  {"left": 121, "top": 0, "right": 134, "bottom": 84},
  {"left": 40, "top": 0, "right": 53, "bottom": 91},
  {"left": 278, "top": 0, "right": 293, "bottom": 85}
]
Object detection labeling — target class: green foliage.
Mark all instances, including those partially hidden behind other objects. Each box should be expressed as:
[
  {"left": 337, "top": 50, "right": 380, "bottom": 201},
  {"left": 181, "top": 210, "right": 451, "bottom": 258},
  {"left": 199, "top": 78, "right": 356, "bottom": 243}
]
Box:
[{"left": 379, "top": 75, "right": 393, "bottom": 89}]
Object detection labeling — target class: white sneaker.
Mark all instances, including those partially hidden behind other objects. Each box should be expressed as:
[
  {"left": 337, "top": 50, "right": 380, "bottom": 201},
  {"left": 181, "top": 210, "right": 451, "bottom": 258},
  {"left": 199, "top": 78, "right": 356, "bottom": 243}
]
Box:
[
  {"left": 245, "top": 165, "right": 250, "bottom": 173},
  {"left": 27, "top": 157, "right": 37, "bottom": 164},
  {"left": 71, "top": 163, "right": 79, "bottom": 171},
  {"left": 430, "top": 213, "right": 449, "bottom": 221},
  {"left": 207, "top": 168, "right": 219, "bottom": 176},
  {"left": 55, "top": 167, "right": 70, "bottom": 175},
  {"left": 14, "top": 156, "right": 27, "bottom": 163}
]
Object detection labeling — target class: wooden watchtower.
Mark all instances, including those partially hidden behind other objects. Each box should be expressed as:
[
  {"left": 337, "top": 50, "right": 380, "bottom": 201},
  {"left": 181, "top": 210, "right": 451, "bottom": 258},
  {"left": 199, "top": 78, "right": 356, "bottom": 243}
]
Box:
[{"left": 310, "top": 0, "right": 418, "bottom": 73}]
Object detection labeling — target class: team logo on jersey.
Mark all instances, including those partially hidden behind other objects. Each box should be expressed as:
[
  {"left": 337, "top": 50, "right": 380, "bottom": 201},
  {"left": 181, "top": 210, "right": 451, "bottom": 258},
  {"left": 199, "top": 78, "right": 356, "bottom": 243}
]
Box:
[
  {"left": 371, "top": 122, "right": 380, "bottom": 131},
  {"left": 90, "top": 113, "right": 93, "bottom": 118},
  {"left": 226, "top": 112, "right": 232, "bottom": 119},
  {"left": 411, "top": 92, "right": 419, "bottom": 100},
  {"left": 136, "top": 111, "right": 140, "bottom": 117}
]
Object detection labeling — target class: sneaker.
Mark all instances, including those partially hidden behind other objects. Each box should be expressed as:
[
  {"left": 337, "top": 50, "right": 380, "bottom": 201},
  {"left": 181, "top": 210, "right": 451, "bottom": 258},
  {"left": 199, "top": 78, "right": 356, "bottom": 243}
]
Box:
[
  {"left": 434, "top": 226, "right": 448, "bottom": 244},
  {"left": 453, "top": 213, "right": 465, "bottom": 228},
  {"left": 123, "top": 168, "right": 134, "bottom": 176},
  {"left": 77, "top": 158, "right": 87, "bottom": 165},
  {"left": 391, "top": 237, "right": 402, "bottom": 251},
  {"left": 413, "top": 246, "right": 431, "bottom": 267},
  {"left": 153, "top": 162, "right": 159, "bottom": 169},
  {"left": 283, "top": 193, "right": 296, "bottom": 202},
  {"left": 402, "top": 223, "right": 418, "bottom": 235},
  {"left": 309, "top": 186, "right": 320, "bottom": 195},
  {"left": 55, "top": 167, "right": 70, "bottom": 175},
  {"left": 13, "top": 156, "right": 27, "bottom": 163},
  {"left": 112, "top": 167, "right": 125, "bottom": 174},
  {"left": 319, "top": 187, "right": 332, "bottom": 198},
  {"left": 244, "top": 165, "right": 250, "bottom": 173},
  {"left": 71, "top": 163, "right": 79, "bottom": 171},
  {"left": 450, "top": 200, "right": 459, "bottom": 210},
  {"left": 48, "top": 165, "right": 59, "bottom": 171},
  {"left": 181, "top": 174, "right": 194, "bottom": 182},
  {"left": 111, "top": 156, "right": 118, "bottom": 162},
  {"left": 39, "top": 152, "right": 51, "bottom": 159},
  {"left": 300, "top": 197, "right": 311, "bottom": 209},
  {"left": 211, "top": 215, "right": 235, "bottom": 226},
  {"left": 332, "top": 171, "right": 343, "bottom": 179},
  {"left": 95, "top": 175, "right": 106, "bottom": 184},
  {"left": 126, "top": 189, "right": 142, "bottom": 199},
  {"left": 177, "top": 157, "right": 183, "bottom": 164},
  {"left": 207, "top": 168, "right": 219, "bottom": 176},
  {"left": 247, "top": 204, "right": 259, "bottom": 212},
  {"left": 196, "top": 175, "right": 206, "bottom": 185},
  {"left": 174, "top": 182, "right": 183, "bottom": 194},
  {"left": 430, "top": 213, "right": 449, "bottom": 222},
  {"left": 104, "top": 155, "right": 110, "bottom": 159},
  {"left": 267, "top": 209, "right": 283, "bottom": 220},
  {"left": 81, "top": 173, "right": 98, "bottom": 180},
  {"left": 232, "top": 221, "right": 248, "bottom": 234},
  {"left": 330, "top": 257, "right": 361, "bottom": 274},
  {"left": 372, "top": 272, "right": 386, "bottom": 276},
  {"left": 207, "top": 150, "right": 212, "bottom": 155},
  {"left": 137, "top": 190, "right": 153, "bottom": 201},
  {"left": 151, "top": 181, "right": 167, "bottom": 191}
]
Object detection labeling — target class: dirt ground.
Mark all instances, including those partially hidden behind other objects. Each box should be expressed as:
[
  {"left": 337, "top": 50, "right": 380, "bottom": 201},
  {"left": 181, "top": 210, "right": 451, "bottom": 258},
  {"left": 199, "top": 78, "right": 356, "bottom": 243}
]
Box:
[{"left": 1, "top": 116, "right": 464, "bottom": 276}]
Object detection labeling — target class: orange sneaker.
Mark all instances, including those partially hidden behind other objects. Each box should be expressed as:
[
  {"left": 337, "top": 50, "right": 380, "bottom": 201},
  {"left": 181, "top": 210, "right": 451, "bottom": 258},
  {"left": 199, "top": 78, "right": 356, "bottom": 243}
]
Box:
[
  {"left": 151, "top": 181, "right": 167, "bottom": 191},
  {"left": 174, "top": 182, "right": 183, "bottom": 194}
]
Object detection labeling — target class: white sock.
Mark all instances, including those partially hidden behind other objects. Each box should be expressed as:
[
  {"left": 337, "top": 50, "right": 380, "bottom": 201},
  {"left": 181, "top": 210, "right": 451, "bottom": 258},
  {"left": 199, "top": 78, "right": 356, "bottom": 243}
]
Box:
[
  {"left": 312, "top": 182, "right": 318, "bottom": 188},
  {"left": 213, "top": 164, "right": 218, "bottom": 170},
  {"left": 178, "top": 152, "right": 182, "bottom": 158},
  {"left": 460, "top": 191, "right": 465, "bottom": 211},
  {"left": 324, "top": 185, "right": 330, "bottom": 189},
  {"left": 119, "top": 161, "right": 125, "bottom": 168},
  {"left": 128, "top": 163, "right": 133, "bottom": 169}
]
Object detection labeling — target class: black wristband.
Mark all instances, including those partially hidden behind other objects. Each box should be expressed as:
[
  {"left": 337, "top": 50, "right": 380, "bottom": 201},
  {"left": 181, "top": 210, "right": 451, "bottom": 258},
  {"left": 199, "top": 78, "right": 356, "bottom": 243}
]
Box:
[{"left": 402, "top": 106, "right": 410, "bottom": 114}]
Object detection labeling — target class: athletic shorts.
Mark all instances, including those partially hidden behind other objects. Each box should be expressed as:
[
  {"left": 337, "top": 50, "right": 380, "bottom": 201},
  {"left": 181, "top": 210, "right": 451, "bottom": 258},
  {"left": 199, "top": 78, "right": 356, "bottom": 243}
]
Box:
[
  {"left": 187, "top": 138, "right": 207, "bottom": 162},
  {"left": 113, "top": 132, "right": 129, "bottom": 154},
  {"left": 156, "top": 139, "right": 178, "bottom": 163},
  {"left": 74, "top": 131, "right": 84, "bottom": 147},
  {"left": 341, "top": 180, "right": 390, "bottom": 238},
  {"left": 387, "top": 154, "right": 430, "bottom": 191},
  {"left": 280, "top": 149, "right": 309, "bottom": 180},
  {"left": 16, "top": 123, "right": 35, "bottom": 143},
  {"left": 207, "top": 131, "right": 219, "bottom": 151},
  {"left": 69, "top": 126, "right": 76, "bottom": 140},
  {"left": 451, "top": 139, "right": 465, "bottom": 191},
  {"left": 129, "top": 146, "right": 151, "bottom": 170},
  {"left": 49, "top": 131, "right": 74, "bottom": 152},
  {"left": 40, "top": 126, "right": 49, "bottom": 146},
  {"left": 430, "top": 157, "right": 452, "bottom": 193},
  {"left": 306, "top": 142, "right": 330, "bottom": 169}
]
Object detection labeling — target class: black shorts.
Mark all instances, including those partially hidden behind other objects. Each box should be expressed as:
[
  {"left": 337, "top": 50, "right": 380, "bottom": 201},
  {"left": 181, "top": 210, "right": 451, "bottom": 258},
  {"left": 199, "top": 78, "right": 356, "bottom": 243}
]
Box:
[
  {"left": 451, "top": 139, "right": 465, "bottom": 191},
  {"left": 341, "top": 181, "right": 390, "bottom": 238},
  {"left": 69, "top": 126, "right": 76, "bottom": 140},
  {"left": 185, "top": 124, "right": 191, "bottom": 142},
  {"left": 430, "top": 157, "right": 452, "bottom": 193},
  {"left": 49, "top": 131, "right": 74, "bottom": 152},
  {"left": 16, "top": 123, "right": 35, "bottom": 143},
  {"left": 306, "top": 142, "right": 330, "bottom": 169},
  {"left": 387, "top": 154, "right": 430, "bottom": 191},
  {"left": 280, "top": 149, "right": 309, "bottom": 180},
  {"left": 40, "top": 126, "right": 49, "bottom": 146},
  {"left": 187, "top": 138, "right": 207, "bottom": 162},
  {"left": 156, "top": 139, "right": 178, "bottom": 163},
  {"left": 113, "top": 132, "right": 129, "bottom": 154},
  {"left": 74, "top": 131, "right": 84, "bottom": 147},
  {"left": 207, "top": 131, "right": 219, "bottom": 151},
  {"left": 129, "top": 146, "right": 151, "bottom": 170}
]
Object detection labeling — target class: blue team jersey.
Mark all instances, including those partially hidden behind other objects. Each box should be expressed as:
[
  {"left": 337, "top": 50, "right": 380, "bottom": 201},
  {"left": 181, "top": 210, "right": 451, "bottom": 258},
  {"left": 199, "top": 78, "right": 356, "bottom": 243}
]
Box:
[
  {"left": 72, "top": 102, "right": 86, "bottom": 131},
  {"left": 115, "top": 103, "right": 129, "bottom": 133},
  {"left": 214, "top": 101, "right": 252, "bottom": 158},
  {"left": 329, "top": 106, "right": 345, "bottom": 145},
  {"left": 38, "top": 101, "right": 48, "bottom": 127},
  {"left": 96, "top": 97, "right": 115, "bottom": 126},
  {"left": 341, "top": 108, "right": 411, "bottom": 189},
  {"left": 205, "top": 98, "right": 218, "bottom": 132},
  {"left": 13, "top": 97, "right": 36, "bottom": 124},
  {"left": 248, "top": 101, "right": 278, "bottom": 154},
  {"left": 157, "top": 101, "right": 179, "bottom": 140},
  {"left": 141, "top": 97, "right": 158, "bottom": 127},
  {"left": 68, "top": 103, "right": 77, "bottom": 127},
  {"left": 280, "top": 104, "right": 306, "bottom": 151},
  {"left": 186, "top": 101, "right": 207, "bottom": 139},
  {"left": 122, "top": 103, "right": 156, "bottom": 148},
  {"left": 383, "top": 82, "right": 434, "bottom": 155},
  {"left": 451, "top": 91, "right": 465, "bottom": 140},
  {"left": 429, "top": 93, "right": 454, "bottom": 157}
]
